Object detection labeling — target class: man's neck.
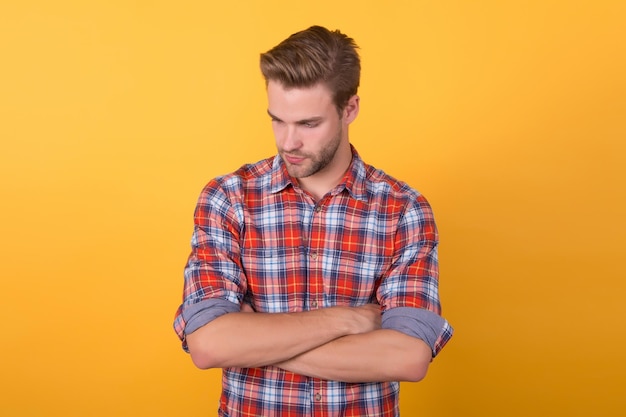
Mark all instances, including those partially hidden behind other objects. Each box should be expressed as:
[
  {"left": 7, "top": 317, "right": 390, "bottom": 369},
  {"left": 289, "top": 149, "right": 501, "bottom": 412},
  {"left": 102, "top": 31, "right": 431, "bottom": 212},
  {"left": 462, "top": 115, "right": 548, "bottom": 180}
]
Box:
[{"left": 298, "top": 143, "right": 353, "bottom": 202}]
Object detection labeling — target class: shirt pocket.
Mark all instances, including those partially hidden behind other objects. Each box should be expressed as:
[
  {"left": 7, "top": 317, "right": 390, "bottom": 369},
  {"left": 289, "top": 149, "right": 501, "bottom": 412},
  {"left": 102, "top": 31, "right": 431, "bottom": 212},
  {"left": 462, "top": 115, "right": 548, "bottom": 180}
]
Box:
[
  {"left": 241, "top": 246, "right": 305, "bottom": 313},
  {"left": 324, "top": 249, "right": 390, "bottom": 306}
]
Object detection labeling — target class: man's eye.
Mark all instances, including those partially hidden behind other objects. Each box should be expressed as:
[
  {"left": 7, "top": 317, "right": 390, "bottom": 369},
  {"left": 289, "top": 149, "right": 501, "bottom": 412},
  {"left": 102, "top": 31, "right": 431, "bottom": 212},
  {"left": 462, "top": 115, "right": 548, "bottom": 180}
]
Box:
[{"left": 303, "top": 122, "right": 319, "bottom": 128}]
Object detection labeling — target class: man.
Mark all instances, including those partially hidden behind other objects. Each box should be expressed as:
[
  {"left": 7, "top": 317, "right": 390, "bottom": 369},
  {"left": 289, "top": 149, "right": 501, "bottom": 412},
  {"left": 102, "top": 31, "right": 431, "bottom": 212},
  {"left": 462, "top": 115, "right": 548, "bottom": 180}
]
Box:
[{"left": 174, "top": 25, "right": 453, "bottom": 416}]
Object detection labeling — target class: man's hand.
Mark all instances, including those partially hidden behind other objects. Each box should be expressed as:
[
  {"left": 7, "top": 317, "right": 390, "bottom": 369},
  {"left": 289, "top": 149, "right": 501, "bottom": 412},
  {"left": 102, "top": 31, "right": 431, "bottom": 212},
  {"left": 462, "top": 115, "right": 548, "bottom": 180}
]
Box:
[
  {"left": 345, "top": 304, "right": 382, "bottom": 334},
  {"left": 240, "top": 303, "right": 255, "bottom": 313}
]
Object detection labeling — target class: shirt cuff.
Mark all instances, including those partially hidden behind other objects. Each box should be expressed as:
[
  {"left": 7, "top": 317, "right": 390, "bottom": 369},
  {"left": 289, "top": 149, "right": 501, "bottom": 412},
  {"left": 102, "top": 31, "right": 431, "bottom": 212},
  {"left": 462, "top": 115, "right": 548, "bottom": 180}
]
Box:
[
  {"left": 382, "top": 307, "right": 453, "bottom": 357},
  {"left": 182, "top": 299, "right": 240, "bottom": 346}
]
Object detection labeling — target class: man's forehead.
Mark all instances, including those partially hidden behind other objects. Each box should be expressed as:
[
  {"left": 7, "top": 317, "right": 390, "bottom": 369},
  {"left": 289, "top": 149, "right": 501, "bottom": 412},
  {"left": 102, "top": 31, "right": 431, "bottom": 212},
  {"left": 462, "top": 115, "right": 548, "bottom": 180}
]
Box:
[{"left": 267, "top": 81, "right": 334, "bottom": 120}]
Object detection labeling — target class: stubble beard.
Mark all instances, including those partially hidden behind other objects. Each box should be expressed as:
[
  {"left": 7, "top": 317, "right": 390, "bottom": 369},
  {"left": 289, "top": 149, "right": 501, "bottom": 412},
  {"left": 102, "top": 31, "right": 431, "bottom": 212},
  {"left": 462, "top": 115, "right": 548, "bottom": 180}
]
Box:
[{"left": 282, "top": 126, "right": 343, "bottom": 179}]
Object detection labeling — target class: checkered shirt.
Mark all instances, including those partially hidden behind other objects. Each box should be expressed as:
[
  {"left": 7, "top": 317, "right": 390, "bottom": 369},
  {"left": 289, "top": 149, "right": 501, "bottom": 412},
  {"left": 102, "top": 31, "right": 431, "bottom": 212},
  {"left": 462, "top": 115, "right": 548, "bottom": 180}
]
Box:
[{"left": 174, "top": 148, "right": 453, "bottom": 416}]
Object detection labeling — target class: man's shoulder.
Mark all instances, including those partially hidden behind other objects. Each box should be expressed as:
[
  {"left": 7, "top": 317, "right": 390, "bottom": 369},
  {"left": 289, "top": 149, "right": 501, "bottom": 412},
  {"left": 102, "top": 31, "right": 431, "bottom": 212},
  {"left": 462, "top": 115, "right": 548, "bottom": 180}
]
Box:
[
  {"left": 209, "top": 156, "right": 276, "bottom": 187},
  {"left": 231, "top": 156, "right": 276, "bottom": 182},
  {"left": 359, "top": 162, "right": 433, "bottom": 220},
  {"left": 197, "top": 156, "right": 277, "bottom": 203},
  {"left": 360, "top": 160, "right": 421, "bottom": 200}
]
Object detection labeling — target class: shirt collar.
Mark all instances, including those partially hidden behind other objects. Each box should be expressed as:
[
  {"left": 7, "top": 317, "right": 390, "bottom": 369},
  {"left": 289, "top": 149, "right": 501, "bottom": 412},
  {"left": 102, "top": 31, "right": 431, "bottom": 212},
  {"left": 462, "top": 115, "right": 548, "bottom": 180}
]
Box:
[
  {"left": 269, "top": 155, "right": 293, "bottom": 194},
  {"left": 269, "top": 145, "right": 368, "bottom": 202}
]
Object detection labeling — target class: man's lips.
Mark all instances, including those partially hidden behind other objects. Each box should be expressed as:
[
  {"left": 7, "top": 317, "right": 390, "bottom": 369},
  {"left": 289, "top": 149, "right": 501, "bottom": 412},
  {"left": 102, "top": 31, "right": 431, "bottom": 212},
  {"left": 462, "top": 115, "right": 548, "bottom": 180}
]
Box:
[{"left": 284, "top": 154, "right": 306, "bottom": 164}]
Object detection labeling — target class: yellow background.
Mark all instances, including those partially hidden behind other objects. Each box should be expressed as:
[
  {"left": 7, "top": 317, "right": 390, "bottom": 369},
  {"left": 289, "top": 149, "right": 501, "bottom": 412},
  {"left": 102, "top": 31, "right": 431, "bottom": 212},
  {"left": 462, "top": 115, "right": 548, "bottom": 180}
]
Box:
[{"left": 1, "top": 1, "right": 624, "bottom": 416}]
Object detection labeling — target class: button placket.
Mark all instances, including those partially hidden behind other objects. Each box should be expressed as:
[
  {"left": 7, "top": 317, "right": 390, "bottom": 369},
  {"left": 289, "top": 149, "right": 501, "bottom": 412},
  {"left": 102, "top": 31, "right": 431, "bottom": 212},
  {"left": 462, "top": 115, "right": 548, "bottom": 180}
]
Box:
[{"left": 308, "top": 200, "right": 324, "bottom": 314}]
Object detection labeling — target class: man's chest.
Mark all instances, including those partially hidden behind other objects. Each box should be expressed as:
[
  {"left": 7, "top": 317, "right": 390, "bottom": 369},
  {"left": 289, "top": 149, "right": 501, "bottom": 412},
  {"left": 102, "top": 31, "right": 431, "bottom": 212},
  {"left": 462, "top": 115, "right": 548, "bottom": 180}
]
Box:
[{"left": 239, "top": 200, "right": 398, "bottom": 312}]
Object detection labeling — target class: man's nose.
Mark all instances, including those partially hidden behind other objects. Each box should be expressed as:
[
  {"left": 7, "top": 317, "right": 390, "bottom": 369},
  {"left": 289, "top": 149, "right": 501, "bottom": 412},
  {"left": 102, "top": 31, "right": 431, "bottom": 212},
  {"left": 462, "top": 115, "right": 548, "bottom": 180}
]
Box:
[{"left": 281, "top": 125, "right": 302, "bottom": 151}]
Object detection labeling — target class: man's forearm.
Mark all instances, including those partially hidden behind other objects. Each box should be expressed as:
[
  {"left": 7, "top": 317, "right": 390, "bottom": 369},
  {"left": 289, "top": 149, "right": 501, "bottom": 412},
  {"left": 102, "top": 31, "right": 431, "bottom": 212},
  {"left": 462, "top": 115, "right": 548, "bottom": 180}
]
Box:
[
  {"left": 275, "top": 329, "right": 433, "bottom": 383},
  {"left": 186, "top": 304, "right": 381, "bottom": 369}
]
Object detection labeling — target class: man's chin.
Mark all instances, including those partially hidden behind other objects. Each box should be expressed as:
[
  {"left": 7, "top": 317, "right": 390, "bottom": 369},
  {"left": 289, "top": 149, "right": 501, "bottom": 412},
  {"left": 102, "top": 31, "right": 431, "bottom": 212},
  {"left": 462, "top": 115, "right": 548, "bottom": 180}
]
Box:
[
  {"left": 287, "top": 169, "right": 309, "bottom": 179},
  {"left": 286, "top": 165, "right": 315, "bottom": 179}
]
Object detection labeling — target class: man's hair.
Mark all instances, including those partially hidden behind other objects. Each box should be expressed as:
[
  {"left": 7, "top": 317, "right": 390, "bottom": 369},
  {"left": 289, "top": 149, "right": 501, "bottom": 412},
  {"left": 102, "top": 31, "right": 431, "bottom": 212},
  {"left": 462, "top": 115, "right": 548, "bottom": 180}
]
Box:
[{"left": 260, "top": 25, "right": 361, "bottom": 113}]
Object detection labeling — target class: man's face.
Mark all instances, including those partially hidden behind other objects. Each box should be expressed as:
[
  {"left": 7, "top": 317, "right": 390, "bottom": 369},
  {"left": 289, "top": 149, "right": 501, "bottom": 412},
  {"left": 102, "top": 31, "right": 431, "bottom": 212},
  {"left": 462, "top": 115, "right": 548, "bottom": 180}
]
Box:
[{"left": 267, "top": 81, "right": 346, "bottom": 179}]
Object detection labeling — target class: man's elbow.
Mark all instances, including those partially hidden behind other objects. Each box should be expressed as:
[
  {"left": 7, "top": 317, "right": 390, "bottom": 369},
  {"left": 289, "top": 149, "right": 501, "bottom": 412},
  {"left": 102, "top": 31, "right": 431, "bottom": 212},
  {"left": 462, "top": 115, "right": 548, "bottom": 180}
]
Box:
[
  {"left": 189, "top": 347, "right": 216, "bottom": 370},
  {"left": 395, "top": 338, "right": 432, "bottom": 382},
  {"left": 186, "top": 331, "right": 221, "bottom": 370},
  {"left": 401, "top": 360, "right": 430, "bottom": 382}
]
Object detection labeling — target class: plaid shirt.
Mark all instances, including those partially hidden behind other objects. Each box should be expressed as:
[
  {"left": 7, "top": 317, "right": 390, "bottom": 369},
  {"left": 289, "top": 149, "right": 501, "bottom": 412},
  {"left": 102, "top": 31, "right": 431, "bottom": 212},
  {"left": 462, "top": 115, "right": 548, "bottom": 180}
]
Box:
[{"left": 174, "top": 148, "right": 452, "bottom": 416}]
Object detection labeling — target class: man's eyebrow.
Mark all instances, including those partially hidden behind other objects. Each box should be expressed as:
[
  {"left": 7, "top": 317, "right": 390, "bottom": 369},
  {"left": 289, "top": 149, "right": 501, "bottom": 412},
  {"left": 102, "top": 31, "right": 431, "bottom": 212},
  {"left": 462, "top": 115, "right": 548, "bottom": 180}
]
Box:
[
  {"left": 296, "top": 116, "right": 323, "bottom": 124},
  {"left": 267, "top": 110, "right": 323, "bottom": 124},
  {"left": 267, "top": 110, "right": 282, "bottom": 121}
]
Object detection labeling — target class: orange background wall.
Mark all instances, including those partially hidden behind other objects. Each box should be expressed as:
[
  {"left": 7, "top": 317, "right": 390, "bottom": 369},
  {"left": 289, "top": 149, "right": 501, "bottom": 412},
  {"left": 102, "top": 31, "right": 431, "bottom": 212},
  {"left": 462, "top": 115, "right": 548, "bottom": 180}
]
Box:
[{"left": 1, "top": 1, "right": 624, "bottom": 416}]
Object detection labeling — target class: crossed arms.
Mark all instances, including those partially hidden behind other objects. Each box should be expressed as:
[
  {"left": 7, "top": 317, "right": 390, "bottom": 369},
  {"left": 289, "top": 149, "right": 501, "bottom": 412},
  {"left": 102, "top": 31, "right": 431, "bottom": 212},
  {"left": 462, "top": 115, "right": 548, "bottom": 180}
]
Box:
[
  {"left": 180, "top": 179, "right": 450, "bottom": 383},
  {"left": 185, "top": 303, "right": 433, "bottom": 383}
]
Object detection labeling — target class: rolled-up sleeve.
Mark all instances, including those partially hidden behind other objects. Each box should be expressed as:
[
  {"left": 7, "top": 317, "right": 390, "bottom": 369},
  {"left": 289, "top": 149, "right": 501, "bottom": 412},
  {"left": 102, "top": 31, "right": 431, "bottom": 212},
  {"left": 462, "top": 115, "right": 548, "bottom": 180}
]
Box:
[
  {"left": 173, "top": 178, "right": 246, "bottom": 351},
  {"left": 382, "top": 307, "right": 453, "bottom": 356},
  {"left": 377, "top": 195, "right": 453, "bottom": 356}
]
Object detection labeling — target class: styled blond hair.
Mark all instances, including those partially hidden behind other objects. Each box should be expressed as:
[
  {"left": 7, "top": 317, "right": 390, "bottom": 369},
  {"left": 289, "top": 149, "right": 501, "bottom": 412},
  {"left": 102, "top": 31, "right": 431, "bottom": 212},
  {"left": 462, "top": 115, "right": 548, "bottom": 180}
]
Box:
[{"left": 260, "top": 26, "right": 361, "bottom": 113}]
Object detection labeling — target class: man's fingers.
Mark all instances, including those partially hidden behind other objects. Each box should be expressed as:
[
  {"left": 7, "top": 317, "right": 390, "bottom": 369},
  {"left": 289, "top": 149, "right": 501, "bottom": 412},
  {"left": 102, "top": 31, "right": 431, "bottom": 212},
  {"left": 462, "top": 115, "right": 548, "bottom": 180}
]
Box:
[{"left": 240, "top": 303, "right": 255, "bottom": 313}]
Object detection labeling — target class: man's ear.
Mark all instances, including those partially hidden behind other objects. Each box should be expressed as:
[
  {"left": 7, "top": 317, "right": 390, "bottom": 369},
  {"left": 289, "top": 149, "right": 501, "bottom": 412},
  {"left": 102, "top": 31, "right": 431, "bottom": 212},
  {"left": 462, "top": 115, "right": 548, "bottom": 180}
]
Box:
[{"left": 343, "top": 95, "right": 360, "bottom": 124}]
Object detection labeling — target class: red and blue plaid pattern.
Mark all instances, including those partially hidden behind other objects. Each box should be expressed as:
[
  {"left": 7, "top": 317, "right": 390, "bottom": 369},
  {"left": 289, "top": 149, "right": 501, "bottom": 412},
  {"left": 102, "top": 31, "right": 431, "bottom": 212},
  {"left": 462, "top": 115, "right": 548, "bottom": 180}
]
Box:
[{"left": 174, "top": 148, "right": 451, "bottom": 416}]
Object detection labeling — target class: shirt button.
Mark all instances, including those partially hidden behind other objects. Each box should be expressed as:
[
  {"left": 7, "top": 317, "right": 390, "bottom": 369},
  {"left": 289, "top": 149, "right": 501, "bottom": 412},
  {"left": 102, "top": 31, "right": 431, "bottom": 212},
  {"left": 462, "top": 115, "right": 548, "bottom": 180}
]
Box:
[
  {"left": 310, "top": 252, "right": 318, "bottom": 260},
  {"left": 315, "top": 206, "right": 322, "bottom": 213},
  {"left": 311, "top": 301, "right": 318, "bottom": 308},
  {"left": 314, "top": 393, "right": 322, "bottom": 401}
]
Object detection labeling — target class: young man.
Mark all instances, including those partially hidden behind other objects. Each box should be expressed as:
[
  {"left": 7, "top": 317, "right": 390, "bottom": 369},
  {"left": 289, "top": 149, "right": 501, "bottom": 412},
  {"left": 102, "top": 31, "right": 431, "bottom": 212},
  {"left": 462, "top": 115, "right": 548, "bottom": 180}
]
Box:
[{"left": 174, "top": 25, "right": 453, "bottom": 416}]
